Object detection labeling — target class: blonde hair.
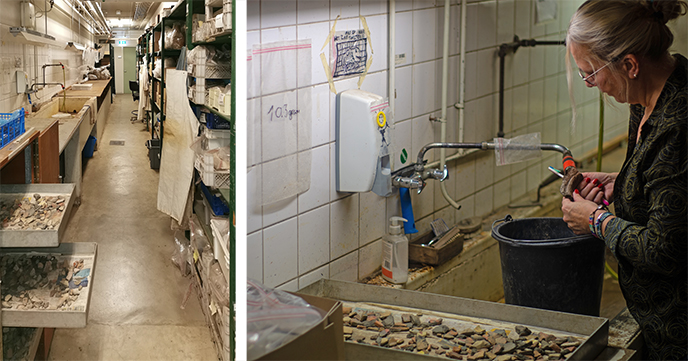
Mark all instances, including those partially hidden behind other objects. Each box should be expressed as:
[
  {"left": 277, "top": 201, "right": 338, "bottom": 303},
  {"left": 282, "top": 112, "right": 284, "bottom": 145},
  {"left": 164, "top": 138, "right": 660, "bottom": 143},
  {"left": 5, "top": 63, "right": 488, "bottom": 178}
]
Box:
[{"left": 564, "top": 0, "right": 687, "bottom": 130}]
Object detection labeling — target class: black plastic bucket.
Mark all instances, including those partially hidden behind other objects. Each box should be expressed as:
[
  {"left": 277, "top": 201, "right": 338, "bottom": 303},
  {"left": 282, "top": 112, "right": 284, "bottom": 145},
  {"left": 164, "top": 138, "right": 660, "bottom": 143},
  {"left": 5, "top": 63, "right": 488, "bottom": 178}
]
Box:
[{"left": 492, "top": 215, "right": 605, "bottom": 316}]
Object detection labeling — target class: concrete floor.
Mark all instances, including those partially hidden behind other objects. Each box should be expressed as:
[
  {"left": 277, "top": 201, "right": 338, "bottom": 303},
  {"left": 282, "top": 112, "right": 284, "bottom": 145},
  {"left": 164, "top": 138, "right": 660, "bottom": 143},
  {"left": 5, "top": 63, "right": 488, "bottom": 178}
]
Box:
[{"left": 47, "top": 95, "right": 217, "bottom": 360}]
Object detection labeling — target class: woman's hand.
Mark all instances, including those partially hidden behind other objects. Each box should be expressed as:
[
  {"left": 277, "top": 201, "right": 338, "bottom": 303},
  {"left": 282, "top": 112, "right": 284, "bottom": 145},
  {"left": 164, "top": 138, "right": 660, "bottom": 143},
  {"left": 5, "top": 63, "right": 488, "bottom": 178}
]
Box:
[
  {"left": 562, "top": 191, "right": 599, "bottom": 235},
  {"left": 577, "top": 172, "right": 616, "bottom": 204}
]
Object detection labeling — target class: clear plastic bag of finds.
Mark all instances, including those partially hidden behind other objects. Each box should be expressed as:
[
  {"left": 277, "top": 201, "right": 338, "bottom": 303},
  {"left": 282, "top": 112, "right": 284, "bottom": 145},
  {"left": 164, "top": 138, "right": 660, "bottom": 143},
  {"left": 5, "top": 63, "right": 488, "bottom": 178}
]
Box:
[
  {"left": 494, "top": 132, "right": 543, "bottom": 166},
  {"left": 247, "top": 279, "right": 325, "bottom": 360},
  {"left": 165, "top": 23, "right": 186, "bottom": 50},
  {"left": 208, "top": 259, "right": 229, "bottom": 307},
  {"left": 171, "top": 230, "right": 191, "bottom": 277},
  {"left": 189, "top": 216, "right": 213, "bottom": 279}
]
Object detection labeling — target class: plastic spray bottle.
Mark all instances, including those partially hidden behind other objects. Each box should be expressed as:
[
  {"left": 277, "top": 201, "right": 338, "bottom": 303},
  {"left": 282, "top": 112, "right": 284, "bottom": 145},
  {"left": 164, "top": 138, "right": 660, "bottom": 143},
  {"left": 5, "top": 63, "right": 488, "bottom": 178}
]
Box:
[{"left": 381, "top": 216, "right": 409, "bottom": 284}]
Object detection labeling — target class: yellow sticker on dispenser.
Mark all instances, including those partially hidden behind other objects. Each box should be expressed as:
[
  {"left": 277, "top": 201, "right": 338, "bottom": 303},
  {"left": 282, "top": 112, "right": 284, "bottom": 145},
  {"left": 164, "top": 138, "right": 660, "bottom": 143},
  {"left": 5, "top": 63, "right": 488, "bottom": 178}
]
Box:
[{"left": 376, "top": 111, "right": 386, "bottom": 128}]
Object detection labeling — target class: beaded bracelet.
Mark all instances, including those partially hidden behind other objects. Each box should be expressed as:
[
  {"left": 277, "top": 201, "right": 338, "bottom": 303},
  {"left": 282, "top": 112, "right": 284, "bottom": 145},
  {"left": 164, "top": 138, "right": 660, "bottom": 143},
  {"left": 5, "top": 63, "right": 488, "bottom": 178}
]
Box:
[
  {"left": 589, "top": 204, "right": 609, "bottom": 237},
  {"left": 595, "top": 211, "right": 614, "bottom": 239}
]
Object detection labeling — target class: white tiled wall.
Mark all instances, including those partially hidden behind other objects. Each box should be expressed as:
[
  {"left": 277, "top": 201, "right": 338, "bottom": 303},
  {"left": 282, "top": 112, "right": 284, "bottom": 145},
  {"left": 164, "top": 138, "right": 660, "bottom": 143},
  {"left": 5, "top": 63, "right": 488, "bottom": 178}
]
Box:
[
  {"left": 0, "top": 1, "right": 95, "bottom": 113},
  {"left": 247, "top": 0, "right": 687, "bottom": 290}
]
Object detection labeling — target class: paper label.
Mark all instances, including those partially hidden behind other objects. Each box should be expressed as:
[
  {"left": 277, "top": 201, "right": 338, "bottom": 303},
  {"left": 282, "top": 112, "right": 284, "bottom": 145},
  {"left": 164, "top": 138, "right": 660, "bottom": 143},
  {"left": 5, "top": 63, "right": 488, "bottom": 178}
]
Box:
[
  {"left": 395, "top": 53, "right": 407, "bottom": 65},
  {"left": 382, "top": 241, "right": 393, "bottom": 278}
]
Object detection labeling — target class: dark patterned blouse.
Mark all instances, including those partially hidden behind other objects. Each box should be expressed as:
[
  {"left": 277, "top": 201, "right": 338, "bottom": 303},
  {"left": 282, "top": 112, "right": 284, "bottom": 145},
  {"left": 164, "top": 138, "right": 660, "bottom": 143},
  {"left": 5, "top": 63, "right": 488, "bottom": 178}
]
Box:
[{"left": 604, "top": 54, "right": 687, "bottom": 360}]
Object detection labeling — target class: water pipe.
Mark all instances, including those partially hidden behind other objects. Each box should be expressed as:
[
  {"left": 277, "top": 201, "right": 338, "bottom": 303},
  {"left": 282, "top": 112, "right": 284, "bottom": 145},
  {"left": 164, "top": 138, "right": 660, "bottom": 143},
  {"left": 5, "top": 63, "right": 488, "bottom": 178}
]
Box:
[{"left": 389, "top": 0, "right": 395, "bottom": 132}]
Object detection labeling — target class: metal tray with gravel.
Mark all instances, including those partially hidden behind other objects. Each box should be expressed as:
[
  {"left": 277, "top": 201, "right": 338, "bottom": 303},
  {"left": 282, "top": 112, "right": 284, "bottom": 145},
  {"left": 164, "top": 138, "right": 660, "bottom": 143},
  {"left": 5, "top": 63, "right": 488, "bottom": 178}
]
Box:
[
  {"left": 0, "top": 184, "right": 76, "bottom": 247},
  {"left": 298, "top": 279, "right": 608, "bottom": 361},
  {"left": 0, "top": 242, "right": 97, "bottom": 328}
]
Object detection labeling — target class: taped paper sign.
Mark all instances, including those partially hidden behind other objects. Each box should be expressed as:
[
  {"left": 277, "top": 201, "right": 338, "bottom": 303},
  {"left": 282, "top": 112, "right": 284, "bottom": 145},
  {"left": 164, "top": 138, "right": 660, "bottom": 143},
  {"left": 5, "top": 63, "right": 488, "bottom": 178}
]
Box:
[{"left": 331, "top": 29, "right": 368, "bottom": 78}]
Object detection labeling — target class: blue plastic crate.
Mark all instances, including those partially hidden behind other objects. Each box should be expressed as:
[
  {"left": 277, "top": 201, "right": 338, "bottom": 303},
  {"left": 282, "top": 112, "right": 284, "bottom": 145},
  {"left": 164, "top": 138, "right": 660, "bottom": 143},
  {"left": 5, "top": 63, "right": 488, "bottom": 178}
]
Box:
[
  {"left": 203, "top": 112, "right": 231, "bottom": 130},
  {"left": 0, "top": 108, "right": 26, "bottom": 148}
]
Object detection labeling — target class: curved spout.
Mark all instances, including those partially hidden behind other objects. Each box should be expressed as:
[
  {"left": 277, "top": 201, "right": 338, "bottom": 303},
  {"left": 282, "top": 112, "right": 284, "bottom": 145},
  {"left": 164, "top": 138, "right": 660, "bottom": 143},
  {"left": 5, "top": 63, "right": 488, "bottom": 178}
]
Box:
[{"left": 415, "top": 142, "right": 487, "bottom": 172}]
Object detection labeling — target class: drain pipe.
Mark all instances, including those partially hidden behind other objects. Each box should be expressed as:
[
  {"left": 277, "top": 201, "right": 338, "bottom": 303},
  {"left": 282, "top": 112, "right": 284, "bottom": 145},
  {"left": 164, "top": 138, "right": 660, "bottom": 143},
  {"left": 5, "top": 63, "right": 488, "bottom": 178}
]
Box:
[
  {"left": 438, "top": 0, "right": 462, "bottom": 209},
  {"left": 389, "top": 0, "right": 395, "bottom": 133}
]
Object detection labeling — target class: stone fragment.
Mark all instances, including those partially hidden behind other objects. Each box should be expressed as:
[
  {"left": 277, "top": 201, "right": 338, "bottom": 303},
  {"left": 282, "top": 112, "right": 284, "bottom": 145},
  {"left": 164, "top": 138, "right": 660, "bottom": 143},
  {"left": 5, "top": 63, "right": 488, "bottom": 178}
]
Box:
[
  {"left": 416, "top": 338, "right": 428, "bottom": 351},
  {"left": 502, "top": 342, "right": 517, "bottom": 353},
  {"left": 474, "top": 325, "right": 485, "bottom": 334},
  {"left": 382, "top": 315, "right": 395, "bottom": 328},
  {"left": 560, "top": 342, "right": 580, "bottom": 348},
  {"left": 380, "top": 338, "right": 389, "bottom": 346},
  {"left": 469, "top": 350, "right": 485, "bottom": 360},
  {"left": 538, "top": 333, "right": 556, "bottom": 342},
  {"left": 496, "top": 336, "right": 508, "bottom": 344},
  {"left": 550, "top": 343, "right": 561, "bottom": 353},
  {"left": 401, "top": 314, "right": 412, "bottom": 323},
  {"left": 374, "top": 320, "right": 384, "bottom": 328},
  {"left": 447, "top": 351, "right": 462, "bottom": 359},
  {"left": 443, "top": 333, "right": 455, "bottom": 340},
  {"left": 497, "top": 355, "right": 513, "bottom": 361},
  {"left": 486, "top": 351, "right": 497, "bottom": 359},
  {"left": 380, "top": 311, "right": 391, "bottom": 318},
  {"left": 515, "top": 326, "right": 532, "bottom": 336},
  {"left": 509, "top": 330, "right": 521, "bottom": 341},
  {"left": 433, "top": 325, "right": 450, "bottom": 335},
  {"left": 410, "top": 314, "right": 422, "bottom": 326},
  {"left": 472, "top": 340, "right": 491, "bottom": 349},
  {"left": 493, "top": 344, "right": 503, "bottom": 354},
  {"left": 342, "top": 306, "right": 352, "bottom": 314}
]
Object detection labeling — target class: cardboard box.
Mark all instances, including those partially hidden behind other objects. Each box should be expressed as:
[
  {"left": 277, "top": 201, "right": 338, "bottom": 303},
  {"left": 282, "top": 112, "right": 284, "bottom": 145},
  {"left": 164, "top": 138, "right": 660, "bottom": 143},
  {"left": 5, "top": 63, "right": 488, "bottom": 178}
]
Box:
[{"left": 258, "top": 293, "right": 345, "bottom": 361}]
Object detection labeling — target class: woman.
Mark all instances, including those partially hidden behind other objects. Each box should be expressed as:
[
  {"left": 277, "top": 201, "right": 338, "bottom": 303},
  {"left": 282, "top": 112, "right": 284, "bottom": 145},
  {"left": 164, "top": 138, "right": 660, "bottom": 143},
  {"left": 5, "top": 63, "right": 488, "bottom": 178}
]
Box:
[{"left": 561, "top": 0, "right": 687, "bottom": 359}]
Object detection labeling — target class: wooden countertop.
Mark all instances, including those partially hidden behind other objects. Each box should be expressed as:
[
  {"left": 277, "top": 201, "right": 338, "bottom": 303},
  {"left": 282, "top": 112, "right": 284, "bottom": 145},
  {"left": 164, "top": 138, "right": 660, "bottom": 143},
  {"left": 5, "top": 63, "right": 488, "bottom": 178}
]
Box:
[
  {"left": 0, "top": 128, "right": 40, "bottom": 168},
  {"left": 59, "top": 78, "right": 112, "bottom": 98}
]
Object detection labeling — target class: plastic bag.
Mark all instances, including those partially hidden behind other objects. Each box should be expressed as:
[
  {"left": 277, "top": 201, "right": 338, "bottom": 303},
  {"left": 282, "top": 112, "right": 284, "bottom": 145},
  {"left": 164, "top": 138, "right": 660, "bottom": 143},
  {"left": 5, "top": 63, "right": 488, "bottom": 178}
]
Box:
[
  {"left": 153, "top": 59, "right": 162, "bottom": 78},
  {"left": 247, "top": 280, "right": 325, "bottom": 360},
  {"left": 171, "top": 230, "right": 191, "bottom": 277},
  {"left": 189, "top": 216, "right": 213, "bottom": 280},
  {"left": 164, "top": 23, "right": 186, "bottom": 50},
  {"left": 208, "top": 259, "right": 229, "bottom": 308},
  {"left": 494, "top": 132, "right": 543, "bottom": 166}
]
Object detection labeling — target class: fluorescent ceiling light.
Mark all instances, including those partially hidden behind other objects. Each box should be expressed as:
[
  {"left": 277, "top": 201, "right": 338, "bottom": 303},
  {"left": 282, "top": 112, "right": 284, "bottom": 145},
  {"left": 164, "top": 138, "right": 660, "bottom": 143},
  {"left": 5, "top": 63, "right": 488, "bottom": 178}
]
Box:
[{"left": 9, "top": 27, "right": 58, "bottom": 46}]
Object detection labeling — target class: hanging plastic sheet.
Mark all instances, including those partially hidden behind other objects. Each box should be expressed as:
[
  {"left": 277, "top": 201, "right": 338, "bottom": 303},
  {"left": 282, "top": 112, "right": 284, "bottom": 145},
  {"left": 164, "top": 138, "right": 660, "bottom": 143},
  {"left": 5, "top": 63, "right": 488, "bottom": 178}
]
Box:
[
  {"left": 250, "top": 40, "right": 313, "bottom": 205},
  {"left": 494, "top": 132, "right": 543, "bottom": 166},
  {"left": 157, "top": 70, "right": 198, "bottom": 225}
]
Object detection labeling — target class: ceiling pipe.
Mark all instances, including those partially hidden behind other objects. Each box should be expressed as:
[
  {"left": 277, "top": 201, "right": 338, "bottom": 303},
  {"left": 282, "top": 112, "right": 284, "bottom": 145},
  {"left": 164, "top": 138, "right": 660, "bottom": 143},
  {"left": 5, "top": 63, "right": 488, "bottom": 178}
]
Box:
[
  {"left": 87, "top": 0, "right": 112, "bottom": 34},
  {"left": 73, "top": 0, "right": 104, "bottom": 34},
  {"left": 59, "top": 0, "right": 98, "bottom": 35}
]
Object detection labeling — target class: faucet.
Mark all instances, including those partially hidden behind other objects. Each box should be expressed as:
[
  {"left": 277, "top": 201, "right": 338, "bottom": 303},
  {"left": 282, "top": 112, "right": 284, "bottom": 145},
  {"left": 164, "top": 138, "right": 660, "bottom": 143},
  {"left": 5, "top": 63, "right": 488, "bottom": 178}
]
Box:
[
  {"left": 29, "top": 63, "right": 66, "bottom": 112},
  {"left": 393, "top": 141, "right": 572, "bottom": 194}
]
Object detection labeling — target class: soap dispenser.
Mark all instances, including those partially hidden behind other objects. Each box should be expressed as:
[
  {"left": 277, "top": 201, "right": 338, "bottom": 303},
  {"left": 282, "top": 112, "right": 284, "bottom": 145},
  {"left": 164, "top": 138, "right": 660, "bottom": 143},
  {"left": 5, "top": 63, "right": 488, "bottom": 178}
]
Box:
[{"left": 381, "top": 216, "right": 409, "bottom": 284}]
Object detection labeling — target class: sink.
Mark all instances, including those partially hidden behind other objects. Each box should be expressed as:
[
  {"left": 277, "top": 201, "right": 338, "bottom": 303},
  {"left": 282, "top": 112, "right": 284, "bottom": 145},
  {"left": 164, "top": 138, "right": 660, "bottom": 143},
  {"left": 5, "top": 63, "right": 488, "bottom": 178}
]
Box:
[{"left": 29, "top": 97, "right": 93, "bottom": 119}]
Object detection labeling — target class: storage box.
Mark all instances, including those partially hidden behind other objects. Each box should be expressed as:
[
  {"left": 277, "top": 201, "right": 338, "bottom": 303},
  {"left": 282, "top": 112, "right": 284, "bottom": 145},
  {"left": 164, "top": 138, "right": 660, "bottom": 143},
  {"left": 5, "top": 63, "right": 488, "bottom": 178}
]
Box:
[
  {"left": 409, "top": 228, "right": 464, "bottom": 266},
  {"left": 0, "top": 108, "right": 26, "bottom": 148},
  {"left": 257, "top": 293, "right": 345, "bottom": 361}
]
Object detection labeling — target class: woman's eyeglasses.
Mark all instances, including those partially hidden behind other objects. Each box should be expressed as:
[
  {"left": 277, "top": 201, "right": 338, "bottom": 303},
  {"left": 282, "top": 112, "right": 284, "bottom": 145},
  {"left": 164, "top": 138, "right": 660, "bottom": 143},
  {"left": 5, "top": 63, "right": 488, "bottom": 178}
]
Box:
[{"left": 578, "top": 59, "right": 615, "bottom": 86}]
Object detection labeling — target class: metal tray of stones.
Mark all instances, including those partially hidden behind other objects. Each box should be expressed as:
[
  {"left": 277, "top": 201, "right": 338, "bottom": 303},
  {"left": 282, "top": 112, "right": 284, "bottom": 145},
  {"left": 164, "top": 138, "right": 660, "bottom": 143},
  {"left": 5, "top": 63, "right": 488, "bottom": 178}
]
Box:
[
  {"left": 0, "top": 242, "right": 97, "bottom": 328},
  {"left": 0, "top": 183, "right": 76, "bottom": 247},
  {"left": 298, "top": 279, "right": 608, "bottom": 361}
]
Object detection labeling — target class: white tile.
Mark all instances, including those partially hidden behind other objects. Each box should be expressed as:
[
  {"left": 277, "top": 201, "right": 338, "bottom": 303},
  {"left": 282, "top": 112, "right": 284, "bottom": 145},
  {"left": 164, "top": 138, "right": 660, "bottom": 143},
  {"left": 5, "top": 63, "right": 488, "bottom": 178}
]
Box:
[
  {"left": 297, "top": 22, "right": 331, "bottom": 86},
  {"left": 276, "top": 279, "right": 299, "bottom": 292},
  {"left": 386, "top": 190, "right": 402, "bottom": 220},
  {"left": 394, "top": 66, "right": 413, "bottom": 122},
  {"left": 394, "top": 12, "right": 413, "bottom": 67},
  {"left": 393, "top": 119, "right": 413, "bottom": 171},
  {"left": 544, "top": 37, "right": 563, "bottom": 77},
  {"left": 329, "top": 251, "right": 359, "bottom": 282},
  {"left": 298, "top": 0, "right": 330, "bottom": 24},
  {"left": 528, "top": 79, "right": 544, "bottom": 124},
  {"left": 330, "top": 195, "right": 360, "bottom": 259},
  {"left": 261, "top": 26, "right": 298, "bottom": 44},
  {"left": 493, "top": 177, "right": 510, "bottom": 209},
  {"left": 446, "top": 55, "right": 460, "bottom": 114},
  {"left": 262, "top": 90, "right": 298, "bottom": 162},
  {"left": 248, "top": 166, "right": 263, "bottom": 234},
  {"left": 261, "top": 159, "right": 299, "bottom": 227},
  {"left": 526, "top": 162, "right": 542, "bottom": 193},
  {"left": 474, "top": 185, "right": 494, "bottom": 217},
  {"left": 556, "top": 111, "right": 572, "bottom": 148},
  {"left": 464, "top": 51, "right": 477, "bottom": 102},
  {"left": 412, "top": 61, "right": 438, "bottom": 117},
  {"left": 359, "top": 191, "right": 387, "bottom": 247},
  {"left": 363, "top": 14, "right": 388, "bottom": 73},
  {"left": 475, "top": 151, "right": 495, "bottom": 190},
  {"left": 475, "top": 95, "right": 495, "bottom": 142},
  {"left": 464, "top": 3, "right": 479, "bottom": 52},
  {"left": 298, "top": 84, "right": 330, "bottom": 150},
  {"left": 462, "top": 99, "right": 477, "bottom": 142},
  {"left": 299, "top": 265, "right": 329, "bottom": 289},
  {"left": 298, "top": 145, "right": 330, "bottom": 213},
  {"left": 331, "top": 0, "right": 359, "bottom": 19},
  {"left": 361, "top": 0, "right": 387, "bottom": 16},
  {"left": 447, "top": 5, "right": 462, "bottom": 57},
  {"left": 501, "top": 88, "right": 514, "bottom": 136},
  {"left": 298, "top": 205, "right": 330, "bottom": 274},
  {"left": 412, "top": 114, "right": 436, "bottom": 165},
  {"left": 413, "top": 0, "right": 437, "bottom": 10},
  {"left": 543, "top": 76, "right": 558, "bottom": 120},
  {"left": 360, "top": 71, "right": 388, "bottom": 99},
  {"left": 497, "top": 0, "right": 515, "bottom": 44},
  {"left": 434, "top": 205, "right": 456, "bottom": 230},
  {"left": 455, "top": 194, "right": 475, "bottom": 220},
  {"left": 247, "top": 231, "right": 264, "bottom": 284},
  {"left": 453, "top": 155, "right": 476, "bottom": 200},
  {"left": 529, "top": 46, "right": 545, "bottom": 81},
  {"left": 263, "top": 218, "right": 298, "bottom": 288},
  {"left": 510, "top": 170, "right": 527, "bottom": 202},
  {"left": 511, "top": 84, "right": 529, "bottom": 132},
  {"left": 261, "top": 0, "right": 297, "bottom": 29},
  {"left": 262, "top": 194, "right": 298, "bottom": 228},
  {"left": 514, "top": 0, "right": 531, "bottom": 41},
  {"left": 410, "top": 180, "right": 435, "bottom": 220},
  {"left": 476, "top": 1, "right": 497, "bottom": 49},
  {"left": 248, "top": 0, "right": 260, "bottom": 30},
  {"left": 557, "top": 73, "right": 570, "bottom": 114},
  {"left": 412, "top": 8, "right": 438, "bottom": 63},
  {"left": 358, "top": 239, "right": 383, "bottom": 280},
  {"left": 476, "top": 48, "right": 496, "bottom": 99},
  {"left": 396, "top": 0, "right": 414, "bottom": 12}
]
